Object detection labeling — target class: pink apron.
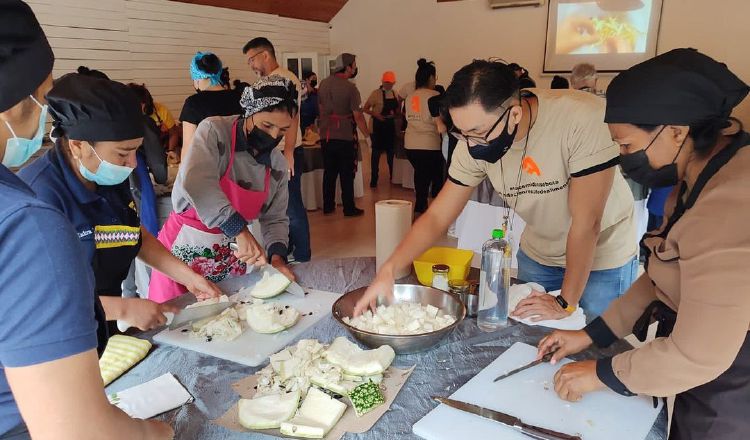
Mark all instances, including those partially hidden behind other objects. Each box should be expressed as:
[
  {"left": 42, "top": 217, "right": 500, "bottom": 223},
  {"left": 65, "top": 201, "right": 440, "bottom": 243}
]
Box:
[{"left": 149, "top": 119, "right": 271, "bottom": 303}]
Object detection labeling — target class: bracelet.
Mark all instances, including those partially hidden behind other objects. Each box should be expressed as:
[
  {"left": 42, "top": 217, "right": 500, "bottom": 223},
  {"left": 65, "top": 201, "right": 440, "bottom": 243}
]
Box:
[{"left": 554, "top": 295, "right": 577, "bottom": 313}]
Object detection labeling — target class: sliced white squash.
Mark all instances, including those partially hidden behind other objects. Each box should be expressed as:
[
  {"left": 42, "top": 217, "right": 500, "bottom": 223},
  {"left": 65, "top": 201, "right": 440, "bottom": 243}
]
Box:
[
  {"left": 341, "top": 373, "right": 384, "bottom": 384},
  {"left": 238, "top": 390, "right": 300, "bottom": 429},
  {"left": 270, "top": 348, "right": 294, "bottom": 374},
  {"left": 323, "top": 337, "right": 395, "bottom": 376},
  {"left": 246, "top": 302, "right": 300, "bottom": 334},
  {"left": 244, "top": 271, "right": 291, "bottom": 299},
  {"left": 309, "top": 375, "right": 358, "bottom": 396},
  {"left": 190, "top": 308, "right": 243, "bottom": 341},
  {"left": 279, "top": 387, "right": 346, "bottom": 438}
]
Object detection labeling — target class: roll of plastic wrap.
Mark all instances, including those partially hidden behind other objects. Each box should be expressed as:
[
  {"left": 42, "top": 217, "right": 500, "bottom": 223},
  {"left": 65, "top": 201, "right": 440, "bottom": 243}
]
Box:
[{"left": 375, "top": 200, "right": 413, "bottom": 279}]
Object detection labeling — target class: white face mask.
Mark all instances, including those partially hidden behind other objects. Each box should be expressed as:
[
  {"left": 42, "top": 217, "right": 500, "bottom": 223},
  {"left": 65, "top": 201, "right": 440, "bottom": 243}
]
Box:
[{"left": 2, "top": 95, "right": 47, "bottom": 168}]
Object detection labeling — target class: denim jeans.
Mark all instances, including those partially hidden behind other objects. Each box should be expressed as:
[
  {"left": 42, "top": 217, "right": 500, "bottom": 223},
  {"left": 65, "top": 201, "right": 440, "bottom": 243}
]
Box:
[
  {"left": 288, "top": 147, "right": 311, "bottom": 261},
  {"left": 0, "top": 424, "right": 30, "bottom": 440},
  {"left": 516, "top": 249, "right": 638, "bottom": 318}
]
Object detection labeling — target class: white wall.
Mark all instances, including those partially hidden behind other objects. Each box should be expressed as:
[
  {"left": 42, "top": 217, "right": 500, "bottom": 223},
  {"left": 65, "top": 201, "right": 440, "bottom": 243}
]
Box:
[
  {"left": 331, "top": 0, "right": 750, "bottom": 123},
  {"left": 27, "top": 0, "right": 330, "bottom": 118}
]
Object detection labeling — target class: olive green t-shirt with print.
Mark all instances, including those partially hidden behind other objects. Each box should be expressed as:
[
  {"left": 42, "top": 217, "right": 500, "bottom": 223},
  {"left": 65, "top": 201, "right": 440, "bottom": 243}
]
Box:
[{"left": 449, "top": 89, "right": 636, "bottom": 270}]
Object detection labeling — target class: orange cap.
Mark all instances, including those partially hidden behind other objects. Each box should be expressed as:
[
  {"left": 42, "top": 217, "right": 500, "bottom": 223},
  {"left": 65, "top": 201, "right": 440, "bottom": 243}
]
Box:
[{"left": 382, "top": 71, "right": 396, "bottom": 84}]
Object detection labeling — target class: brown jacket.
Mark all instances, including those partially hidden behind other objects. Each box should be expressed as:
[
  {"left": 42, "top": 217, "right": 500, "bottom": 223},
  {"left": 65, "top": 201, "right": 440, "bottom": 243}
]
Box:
[{"left": 594, "top": 140, "right": 750, "bottom": 397}]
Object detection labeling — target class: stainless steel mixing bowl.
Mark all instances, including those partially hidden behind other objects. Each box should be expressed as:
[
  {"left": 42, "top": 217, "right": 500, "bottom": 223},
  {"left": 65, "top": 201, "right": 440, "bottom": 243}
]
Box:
[{"left": 332, "top": 284, "right": 466, "bottom": 354}]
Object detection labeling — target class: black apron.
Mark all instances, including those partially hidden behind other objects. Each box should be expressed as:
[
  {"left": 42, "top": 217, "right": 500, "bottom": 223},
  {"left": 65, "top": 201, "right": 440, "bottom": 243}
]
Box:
[
  {"left": 90, "top": 185, "right": 143, "bottom": 355},
  {"left": 634, "top": 133, "right": 750, "bottom": 440},
  {"left": 371, "top": 89, "right": 398, "bottom": 151}
]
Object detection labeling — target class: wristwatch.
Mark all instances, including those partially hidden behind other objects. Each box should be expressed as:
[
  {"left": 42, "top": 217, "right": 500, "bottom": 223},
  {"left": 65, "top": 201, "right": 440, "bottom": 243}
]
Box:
[{"left": 554, "top": 295, "right": 577, "bottom": 313}]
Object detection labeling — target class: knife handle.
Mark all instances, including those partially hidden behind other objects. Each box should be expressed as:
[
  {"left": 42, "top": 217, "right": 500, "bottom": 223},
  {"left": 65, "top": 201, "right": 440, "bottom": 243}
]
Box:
[{"left": 517, "top": 422, "right": 582, "bottom": 440}]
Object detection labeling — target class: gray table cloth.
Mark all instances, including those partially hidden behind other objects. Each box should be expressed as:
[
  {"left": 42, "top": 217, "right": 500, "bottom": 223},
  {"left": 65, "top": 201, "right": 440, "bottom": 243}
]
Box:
[{"left": 107, "top": 257, "right": 667, "bottom": 439}]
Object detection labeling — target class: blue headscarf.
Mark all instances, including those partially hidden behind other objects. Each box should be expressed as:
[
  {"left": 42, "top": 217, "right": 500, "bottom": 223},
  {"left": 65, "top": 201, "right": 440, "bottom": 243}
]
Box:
[{"left": 190, "top": 51, "right": 222, "bottom": 86}]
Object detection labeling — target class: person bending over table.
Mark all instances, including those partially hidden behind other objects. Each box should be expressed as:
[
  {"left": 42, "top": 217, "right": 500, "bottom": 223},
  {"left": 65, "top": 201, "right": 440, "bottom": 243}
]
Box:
[
  {"left": 19, "top": 74, "right": 221, "bottom": 350},
  {"left": 0, "top": 2, "right": 173, "bottom": 438},
  {"left": 150, "top": 75, "right": 297, "bottom": 303},
  {"left": 537, "top": 48, "right": 750, "bottom": 440},
  {"left": 355, "top": 59, "right": 637, "bottom": 321}
]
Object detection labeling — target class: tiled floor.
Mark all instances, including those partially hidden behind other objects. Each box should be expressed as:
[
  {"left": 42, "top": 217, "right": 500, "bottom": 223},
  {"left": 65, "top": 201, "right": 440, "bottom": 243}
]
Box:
[{"left": 306, "top": 145, "right": 455, "bottom": 260}]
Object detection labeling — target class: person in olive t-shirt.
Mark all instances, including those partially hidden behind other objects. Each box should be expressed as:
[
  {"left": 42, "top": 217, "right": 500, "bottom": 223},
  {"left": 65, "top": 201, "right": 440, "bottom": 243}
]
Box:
[{"left": 355, "top": 60, "right": 637, "bottom": 322}]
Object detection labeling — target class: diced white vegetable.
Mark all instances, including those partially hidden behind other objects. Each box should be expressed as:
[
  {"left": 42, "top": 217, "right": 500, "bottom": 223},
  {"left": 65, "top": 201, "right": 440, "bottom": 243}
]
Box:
[
  {"left": 343, "top": 302, "right": 456, "bottom": 335},
  {"left": 238, "top": 390, "right": 300, "bottom": 429}
]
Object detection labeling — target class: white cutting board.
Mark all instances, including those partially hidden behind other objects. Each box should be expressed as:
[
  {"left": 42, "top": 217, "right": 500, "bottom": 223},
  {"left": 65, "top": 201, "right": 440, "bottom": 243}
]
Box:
[
  {"left": 153, "top": 289, "right": 339, "bottom": 367},
  {"left": 413, "top": 342, "right": 662, "bottom": 440}
]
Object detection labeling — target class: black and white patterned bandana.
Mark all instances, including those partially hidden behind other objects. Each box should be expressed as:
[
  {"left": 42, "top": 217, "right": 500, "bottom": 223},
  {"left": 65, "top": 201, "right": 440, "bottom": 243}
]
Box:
[{"left": 239, "top": 74, "right": 298, "bottom": 117}]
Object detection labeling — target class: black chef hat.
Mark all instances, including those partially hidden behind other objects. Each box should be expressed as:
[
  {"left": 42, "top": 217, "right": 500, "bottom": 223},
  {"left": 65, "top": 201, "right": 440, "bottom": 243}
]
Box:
[
  {"left": 605, "top": 48, "right": 749, "bottom": 127},
  {"left": 48, "top": 73, "right": 144, "bottom": 142},
  {"left": 0, "top": 0, "right": 55, "bottom": 112}
]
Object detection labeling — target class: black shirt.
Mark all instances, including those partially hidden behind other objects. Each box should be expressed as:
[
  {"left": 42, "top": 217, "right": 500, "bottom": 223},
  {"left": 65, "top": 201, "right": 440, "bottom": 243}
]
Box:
[{"left": 179, "top": 89, "right": 243, "bottom": 125}]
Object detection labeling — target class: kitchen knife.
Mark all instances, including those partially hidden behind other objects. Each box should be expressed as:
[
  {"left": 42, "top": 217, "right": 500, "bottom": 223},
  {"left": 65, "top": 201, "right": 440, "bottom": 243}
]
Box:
[
  {"left": 433, "top": 397, "right": 582, "bottom": 440},
  {"left": 167, "top": 301, "right": 234, "bottom": 330},
  {"left": 493, "top": 351, "right": 556, "bottom": 382}
]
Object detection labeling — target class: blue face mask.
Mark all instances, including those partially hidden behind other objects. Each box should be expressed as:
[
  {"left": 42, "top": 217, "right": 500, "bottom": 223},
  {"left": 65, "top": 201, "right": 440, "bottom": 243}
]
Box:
[
  {"left": 78, "top": 143, "right": 134, "bottom": 186},
  {"left": 2, "top": 96, "right": 47, "bottom": 168}
]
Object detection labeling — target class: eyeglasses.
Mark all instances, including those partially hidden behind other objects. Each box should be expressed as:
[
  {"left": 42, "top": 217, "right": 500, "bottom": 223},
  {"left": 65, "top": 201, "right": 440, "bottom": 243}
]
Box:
[
  {"left": 449, "top": 106, "right": 511, "bottom": 146},
  {"left": 246, "top": 50, "right": 266, "bottom": 64}
]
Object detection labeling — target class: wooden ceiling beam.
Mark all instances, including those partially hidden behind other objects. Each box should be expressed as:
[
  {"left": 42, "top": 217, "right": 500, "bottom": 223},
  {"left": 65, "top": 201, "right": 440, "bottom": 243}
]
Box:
[{"left": 169, "top": 0, "right": 349, "bottom": 23}]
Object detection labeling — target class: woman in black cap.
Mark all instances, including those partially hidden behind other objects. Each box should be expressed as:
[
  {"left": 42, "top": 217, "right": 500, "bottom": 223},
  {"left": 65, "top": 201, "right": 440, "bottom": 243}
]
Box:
[
  {"left": 538, "top": 48, "right": 750, "bottom": 439},
  {"left": 0, "top": 2, "right": 173, "bottom": 439},
  {"left": 19, "top": 73, "right": 221, "bottom": 344}
]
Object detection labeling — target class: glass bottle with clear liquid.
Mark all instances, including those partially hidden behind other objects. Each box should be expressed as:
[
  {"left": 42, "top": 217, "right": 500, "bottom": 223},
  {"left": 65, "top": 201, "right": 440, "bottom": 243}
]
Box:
[{"left": 477, "top": 229, "right": 512, "bottom": 331}]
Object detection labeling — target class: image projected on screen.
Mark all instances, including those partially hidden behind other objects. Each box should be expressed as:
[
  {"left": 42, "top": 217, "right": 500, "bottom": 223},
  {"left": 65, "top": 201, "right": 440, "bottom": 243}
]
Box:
[
  {"left": 556, "top": 1, "right": 651, "bottom": 55},
  {"left": 544, "top": 0, "right": 662, "bottom": 73}
]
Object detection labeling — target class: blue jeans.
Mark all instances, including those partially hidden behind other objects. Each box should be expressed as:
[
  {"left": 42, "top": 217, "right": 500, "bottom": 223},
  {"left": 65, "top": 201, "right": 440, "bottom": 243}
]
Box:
[
  {"left": 516, "top": 249, "right": 638, "bottom": 318},
  {"left": 288, "top": 147, "right": 311, "bottom": 262}
]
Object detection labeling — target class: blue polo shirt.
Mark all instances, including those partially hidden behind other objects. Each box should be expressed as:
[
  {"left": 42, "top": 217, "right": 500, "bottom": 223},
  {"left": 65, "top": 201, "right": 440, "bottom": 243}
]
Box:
[
  {"left": 0, "top": 165, "right": 98, "bottom": 435},
  {"left": 18, "top": 146, "right": 142, "bottom": 296}
]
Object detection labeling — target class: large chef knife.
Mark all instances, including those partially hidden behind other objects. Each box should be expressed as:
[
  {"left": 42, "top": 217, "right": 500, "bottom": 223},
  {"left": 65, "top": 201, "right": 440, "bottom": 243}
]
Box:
[
  {"left": 167, "top": 301, "right": 234, "bottom": 330},
  {"left": 433, "top": 397, "right": 582, "bottom": 440}
]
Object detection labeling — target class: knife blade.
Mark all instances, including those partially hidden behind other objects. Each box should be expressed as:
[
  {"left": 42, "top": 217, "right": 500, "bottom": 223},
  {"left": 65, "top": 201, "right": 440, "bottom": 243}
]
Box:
[
  {"left": 433, "top": 397, "right": 581, "bottom": 440},
  {"left": 167, "top": 301, "right": 234, "bottom": 330},
  {"left": 493, "top": 351, "right": 556, "bottom": 383}
]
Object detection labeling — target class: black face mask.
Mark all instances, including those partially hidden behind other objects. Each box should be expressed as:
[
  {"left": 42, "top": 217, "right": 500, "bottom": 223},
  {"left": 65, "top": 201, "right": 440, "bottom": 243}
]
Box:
[
  {"left": 310, "top": 80, "right": 318, "bottom": 88},
  {"left": 350, "top": 67, "right": 358, "bottom": 79},
  {"left": 247, "top": 122, "right": 283, "bottom": 166},
  {"left": 620, "top": 126, "right": 684, "bottom": 188},
  {"left": 468, "top": 108, "right": 518, "bottom": 163}
]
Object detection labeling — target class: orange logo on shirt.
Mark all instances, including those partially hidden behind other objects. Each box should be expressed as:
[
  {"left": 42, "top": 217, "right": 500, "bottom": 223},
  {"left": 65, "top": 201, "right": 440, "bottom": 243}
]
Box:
[
  {"left": 410, "top": 95, "right": 421, "bottom": 113},
  {"left": 522, "top": 157, "right": 541, "bottom": 176}
]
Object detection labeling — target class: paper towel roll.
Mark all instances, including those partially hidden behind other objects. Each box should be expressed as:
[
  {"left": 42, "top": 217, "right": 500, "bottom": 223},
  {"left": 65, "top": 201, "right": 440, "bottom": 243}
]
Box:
[{"left": 375, "top": 200, "right": 413, "bottom": 279}]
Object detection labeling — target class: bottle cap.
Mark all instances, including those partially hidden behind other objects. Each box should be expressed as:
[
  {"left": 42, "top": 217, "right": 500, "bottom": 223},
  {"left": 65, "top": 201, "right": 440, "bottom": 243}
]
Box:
[
  {"left": 492, "top": 229, "right": 504, "bottom": 239},
  {"left": 432, "top": 264, "right": 450, "bottom": 273}
]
